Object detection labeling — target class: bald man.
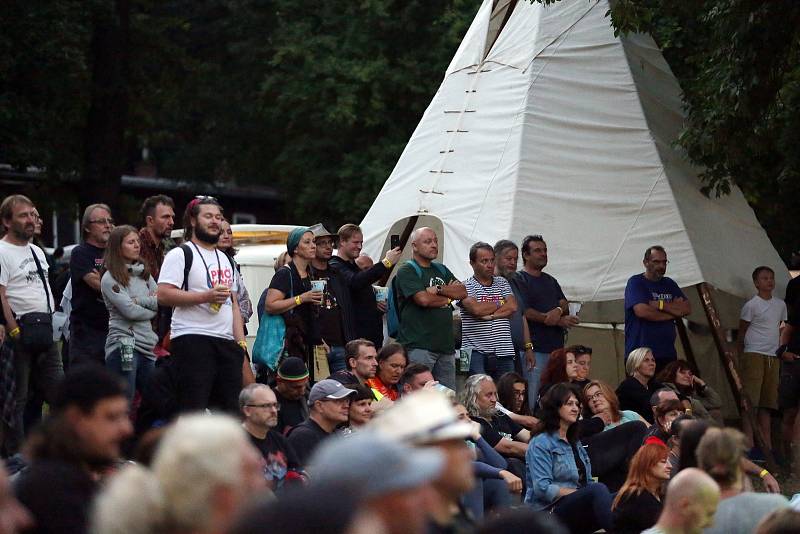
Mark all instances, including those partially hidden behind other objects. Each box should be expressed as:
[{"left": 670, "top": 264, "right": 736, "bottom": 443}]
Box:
[
  {"left": 394, "top": 227, "right": 466, "bottom": 389},
  {"left": 643, "top": 468, "right": 720, "bottom": 534}
]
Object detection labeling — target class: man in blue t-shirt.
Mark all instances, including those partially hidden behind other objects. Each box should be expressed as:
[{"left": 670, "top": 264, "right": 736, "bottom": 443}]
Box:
[{"left": 624, "top": 246, "right": 691, "bottom": 370}]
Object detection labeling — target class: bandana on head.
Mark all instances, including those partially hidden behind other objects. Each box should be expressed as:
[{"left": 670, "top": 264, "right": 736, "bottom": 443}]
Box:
[{"left": 287, "top": 226, "right": 310, "bottom": 257}]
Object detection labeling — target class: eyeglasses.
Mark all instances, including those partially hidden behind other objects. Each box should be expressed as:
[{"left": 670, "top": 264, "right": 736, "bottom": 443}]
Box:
[
  {"left": 246, "top": 403, "right": 280, "bottom": 410},
  {"left": 89, "top": 218, "right": 115, "bottom": 226},
  {"left": 572, "top": 345, "right": 593, "bottom": 355},
  {"left": 195, "top": 195, "right": 218, "bottom": 201},
  {"left": 586, "top": 391, "right": 604, "bottom": 402}
]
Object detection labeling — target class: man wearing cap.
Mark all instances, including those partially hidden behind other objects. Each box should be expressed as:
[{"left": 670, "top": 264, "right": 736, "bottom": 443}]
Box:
[
  {"left": 309, "top": 431, "right": 443, "bottom": 534},
  {"left": 274, "top": 357, "right": 310, "bottom": 435},
  {"left": 395, "top": 227, "right": 466, "bottom": 390},
  {"left": 287, "top": 378, "right": 356, "bottom": 465},
  {"left": 309, "top": 223, "right": 356, "bottom": 373},
  {"left": 239, "top": 383, "right": 305, "bottom": 491},
  {"left": 370, "top": 389, "right": 477, "bottom": 533},
  {"left": 329, "top": 223, "right": 402, "bottom": 347}
]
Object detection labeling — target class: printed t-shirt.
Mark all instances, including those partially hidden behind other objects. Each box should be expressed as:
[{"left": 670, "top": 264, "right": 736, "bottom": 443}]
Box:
[
  {"left": 624, "top": 273, "right": 686, "bottom": 361},
  {"left": 395, "top": 261, "right": 458, "bottom": 354},
  {"left": 69, "top": 242, "right": 109, "bottom": 329},
  {"left": 0, "top": 241, "right": 53, "bottom": 315}
]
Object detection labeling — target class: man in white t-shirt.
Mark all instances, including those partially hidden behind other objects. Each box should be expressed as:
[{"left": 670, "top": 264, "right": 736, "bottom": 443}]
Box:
[
  {"left": 157, "top": 197, "right": 247, "bottom": 414},
  {"left": 737, "top": 266, "right": 787, "bottom": 458},
  {"left": 0, "top": 195, "right": 64, "bottom": 453},
  {"left": 458, "top": 242, "right": 518, "bottom": 380}
]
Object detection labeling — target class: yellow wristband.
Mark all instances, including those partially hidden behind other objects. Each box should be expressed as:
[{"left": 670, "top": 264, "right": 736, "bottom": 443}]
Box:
[
  {"left": 658, "top": 300, "right": 664, "bottom": 311},
  {"left": 382, "top": 258, "right": 393, "bottom": 268},
  {"left": 8, "top": 327, "right": 20, "bottom": 339},
  {"left": 237, "top": 341, "right": 248, "bottom": 350},
  {"left": 525, "top": 342, "right": 534, "bottom": 350},
  {"left": 294, "top": 296, "right": 302, "bottom": 306},
  {"left": 759, "top": 469, "right": 769, "bottom": 478}
]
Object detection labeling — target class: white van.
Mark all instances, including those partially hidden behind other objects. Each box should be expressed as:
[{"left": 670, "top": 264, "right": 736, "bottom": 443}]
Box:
[{"left": 170, "top": 224, "right": 299, "bottom": 348}]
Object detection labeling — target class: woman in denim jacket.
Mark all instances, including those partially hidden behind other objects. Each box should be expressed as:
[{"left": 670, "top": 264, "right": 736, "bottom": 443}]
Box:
[{"left": 525, "top": 383, "right": 612, "bottom": 533}]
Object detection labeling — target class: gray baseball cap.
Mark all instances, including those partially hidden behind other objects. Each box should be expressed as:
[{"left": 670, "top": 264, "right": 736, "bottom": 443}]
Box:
[
  {"left": 308, "top": 379, "right": 357, "bottom": 405},
  {"left": 308, "top": 430, "right": 444, "bottom": 498}
]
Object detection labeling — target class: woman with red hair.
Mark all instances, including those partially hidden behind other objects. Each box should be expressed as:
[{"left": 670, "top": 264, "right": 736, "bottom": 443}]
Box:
[
  {"left": 535, "top": 346, "right": 581, "bottom": 412},
  {"left": 611, "top": 442, "right": 671, "bottom": 534}
]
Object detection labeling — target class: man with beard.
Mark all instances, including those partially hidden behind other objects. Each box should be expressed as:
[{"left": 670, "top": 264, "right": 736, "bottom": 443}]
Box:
[
  {"left": 461, "top": 374, "right": 530, "bottom": 461},
  {"left": 138, "top": 194, "right": 175, "bottom": 280},
  {"left": 494, "top": 240, "right": 536, "bottom": 379},
  {"left": 0, "top": 195, "right": 64, "bottom": 454},
  {"left": 69, "top": 203, "right": 114, "bottom": 365},
  {"left": 624, "top": 246, "right": 691, "bottom": 370},
  {"left": 394, "top": 227, "right": 466, "bottom": 390},
  {"left": 15, "top": 364, "right": 133, "bottom": 534},
  {"left": 157, "top": 197, "right": 247, "bottom": 413},
  {"left": 328, "top": 223, "right": 402, "bottom": 347},
  {"left": 239, "top": 383, "right": 304, "bottom": 491}
]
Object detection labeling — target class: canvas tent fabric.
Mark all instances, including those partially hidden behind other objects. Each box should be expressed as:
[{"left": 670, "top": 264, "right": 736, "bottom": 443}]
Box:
[{"left": 360, "top": 0, "right": 788, "bottom": 326}]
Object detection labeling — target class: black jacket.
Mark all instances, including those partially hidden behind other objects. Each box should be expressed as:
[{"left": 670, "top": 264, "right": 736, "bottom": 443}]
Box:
[
  {"left": 328, "top": 256, "right": 389, "bottom": 346},
  {"left": 311, "top": 263, "right": 356, "bottom": 343}
]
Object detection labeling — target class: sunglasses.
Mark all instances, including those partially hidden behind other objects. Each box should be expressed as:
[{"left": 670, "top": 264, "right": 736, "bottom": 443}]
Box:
[{"left": 572, "top": 345, "right": 593, "bottom": 355}]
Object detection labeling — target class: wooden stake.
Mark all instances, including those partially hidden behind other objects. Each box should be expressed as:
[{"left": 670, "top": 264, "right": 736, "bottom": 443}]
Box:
[
  {"left": 675, "top": 318, "right": 699, "bottom": 373},
  {"left": 378, "top": 215, "right": 419, "bottom": 286},
  {"left": 695, "top": 282, "right": 777, "bottom": 472}
]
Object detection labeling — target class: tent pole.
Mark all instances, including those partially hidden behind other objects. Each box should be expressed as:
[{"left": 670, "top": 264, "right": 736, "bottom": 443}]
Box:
[
  {"left": 695, "top": 282, "right": 777, "bottom": 473},
  {"left": 675, "top": 319, "right": 699, "bottom": 373},
  {"left": 378, "top": 215, "right": 419, "bottom": 286}
]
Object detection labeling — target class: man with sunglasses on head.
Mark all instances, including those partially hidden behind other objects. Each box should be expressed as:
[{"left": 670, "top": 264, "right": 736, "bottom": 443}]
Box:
[
  {"left": 69, "top": 203, "right": 114, "bottom": 366},
  {"left": 625, "top": 246, "right": 691, "bottom": 372},
  {"left": 513, "top": 235, "right": 578, "bottom": 411},
  {"left": 157, "top": 197, "right": 248, "bottom": 414}
]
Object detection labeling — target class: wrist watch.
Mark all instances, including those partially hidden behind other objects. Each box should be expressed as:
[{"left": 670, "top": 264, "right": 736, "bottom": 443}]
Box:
[{"left": 436, "top": 285, "right": 442, "bottom": 295}]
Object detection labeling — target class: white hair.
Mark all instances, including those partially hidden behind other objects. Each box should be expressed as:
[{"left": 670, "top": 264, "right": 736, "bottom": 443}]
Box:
[
  {"left": 152, "top": 414, "right": 250, "bottom": 532},
  {"left": 409, "top": 226, "right": 436, "bottom": 245},
  {"left": 91, "top": 464, "right": 165, "bottom": 534}
]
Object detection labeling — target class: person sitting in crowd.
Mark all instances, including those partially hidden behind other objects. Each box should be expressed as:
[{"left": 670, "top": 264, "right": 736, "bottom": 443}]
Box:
[
  {"left": 525, "top": 383, "right": 612, "bottom": 534},
  {"left": 617, "top": 347, "right": 664, "bottom": 423},
  {"left": 697, "top": 428, "right": 789, "bottom": 534},
  {"left": 666, "top": 414, "right": 696, "bottom": 477},
  {"left": 264, "top": 227, "right": 322, "bottom": 373},
  {"left": 330, "top": 338, "right": 378, "bottom": 387},
  {"left": 656, "top": 360, "right": 723, "bottom": 421},
  {"left": 642, "top": 468, "right": 720, "bottom": 534},
  {"left": 307, "top": 430, "right": 445, "bottom": 534},
  {"left": 495, "top": 372, "right": 539, "bottom": 430},
  {"left": 453, "top": 402, "right": 521, "bottom": 519},
  {"left": 218, "top": 219, "right": 254, "bottom": 335},
  {"left": 366, "top": 342, "right": 407, "bottom": 401},
  {"left": 399, "top": 363, "right": 437, "bottom": 395},
  {"left": 370, "top": 389, "right": 477, "bottom": 533},
  {"left": 462, "top": 375, "right": 530, "bottom": 476},
  {"left": 579, "top": 380, "right": 648, "bottom": 491},
  {"left": 239, "top": 383, "right": 304, "bottom": 491},
  {"left": 573, "top": 345, "right": 592, "bottom": 390},
  {"left": 273, "top": 357, "right": 310, "bottom": 435},
  {"left": 535, "top": 346, "right": 581, "bottom": 413},
  {"left": 644, "top": 398, "right": 684, "bottom": 446},
  {"left": 16, "top": 365, "right": 133, "bottom": 534},
  {"left": 92, "top": 414, "right": 266, "bottom": 534},
  {"left": 287, "top": 379, "right": 356, "bottom": 465},
  {"left": 340, "top": 384, "right": 375, "bottom": 434},
  {"left": 611, "top": 442, "right": 671, "bottom": 534},
  {"left": 100, "top": 225, "right": 158, "bottom": 402}
]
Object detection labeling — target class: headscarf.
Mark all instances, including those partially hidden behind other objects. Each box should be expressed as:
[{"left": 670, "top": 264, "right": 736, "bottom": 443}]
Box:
[{"left": 287, "top": 226, "right": 310, "bottom": 257}]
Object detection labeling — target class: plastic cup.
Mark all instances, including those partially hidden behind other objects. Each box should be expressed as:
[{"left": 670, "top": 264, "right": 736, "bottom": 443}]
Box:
[
  {"left": 373, "top": 285, "right": 388, "bottom": 303},
  {"left": 311, "top": 279, "right": 327, "bottom": 293},
  {"left": 568, "top": 301, "right": 582, "bottom": 316}
]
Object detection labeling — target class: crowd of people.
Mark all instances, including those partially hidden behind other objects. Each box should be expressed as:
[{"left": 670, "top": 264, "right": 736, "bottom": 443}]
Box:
[{"left": 0, "top": 191, "right": 799, "bottom": 533}]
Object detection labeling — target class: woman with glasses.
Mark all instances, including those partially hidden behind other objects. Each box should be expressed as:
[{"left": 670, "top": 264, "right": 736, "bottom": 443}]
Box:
[
  {"left": 217, "top": 220, "right": 254, "bottom": 333},
  {"left": 656, "top": 360, "right": 723, "bottom": 422},
  {"left": 100, "top": 225, "right": 157, "bottom": 400},
  {"left": 580, "top": 380, "right": 649, "bottom": 491},
  {"left": 525, "top": 383, "right": 612, "bottom": 533},
  {"left": 616, "top": 347, "right": 664, "bottom": 423}
]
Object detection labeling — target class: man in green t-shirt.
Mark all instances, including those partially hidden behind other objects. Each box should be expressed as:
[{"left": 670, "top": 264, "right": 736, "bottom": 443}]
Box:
[{"left": 395, "top": 227, "right": 466, "bottom": 389}]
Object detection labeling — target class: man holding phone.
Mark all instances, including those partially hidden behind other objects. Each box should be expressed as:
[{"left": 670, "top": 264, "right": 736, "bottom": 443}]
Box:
[
  {"left": 394, "top": 227, "right": 466, "bottom": 390},
  {"left": 328, "top": 224, "right": 402, "bottom": 347}
]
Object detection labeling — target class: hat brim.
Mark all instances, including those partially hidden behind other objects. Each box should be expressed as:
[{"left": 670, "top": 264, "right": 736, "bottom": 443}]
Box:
[
  {"left": 325, "top": 389, "right": 357, "bottom": 400},
  {"left": 366, "top": 448, "right": 444, "bottom": 497},
  {"left": 408, "top": 420, "right": 476, "bottom": 445}
]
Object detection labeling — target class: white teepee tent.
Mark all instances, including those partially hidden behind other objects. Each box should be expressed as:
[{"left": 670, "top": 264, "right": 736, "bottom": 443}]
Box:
[{"left": 360, "top": 0, "right": 788, "bottom": 326}]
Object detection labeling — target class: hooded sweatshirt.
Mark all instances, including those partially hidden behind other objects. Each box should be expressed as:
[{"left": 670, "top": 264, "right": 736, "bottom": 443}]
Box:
[{"left": 101, "top": 263, "right": 158, "bottom": 358}]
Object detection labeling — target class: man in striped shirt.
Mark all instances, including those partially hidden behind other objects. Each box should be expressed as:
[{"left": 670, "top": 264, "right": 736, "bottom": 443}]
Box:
[{"left": 459, "top": 242, "right": 518, "bottom": 380}]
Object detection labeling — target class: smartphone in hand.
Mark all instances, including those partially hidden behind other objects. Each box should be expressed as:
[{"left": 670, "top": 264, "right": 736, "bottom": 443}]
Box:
[{"left": 390, "top": 234, "right": 401, "bottom": 250}]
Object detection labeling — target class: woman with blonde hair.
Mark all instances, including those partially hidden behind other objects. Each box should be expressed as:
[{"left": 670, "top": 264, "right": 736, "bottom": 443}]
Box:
[
  {"left": 611, "top": 442, "right": 671, "bottom": 534},
  {"left": 616, "top": 347, "right": 664, "bottom": 423}
]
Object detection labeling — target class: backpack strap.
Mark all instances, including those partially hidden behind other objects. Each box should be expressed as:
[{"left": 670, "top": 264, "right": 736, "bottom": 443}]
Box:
[{"left": 179, "top": 244, "right": 193, "bottom": 291}]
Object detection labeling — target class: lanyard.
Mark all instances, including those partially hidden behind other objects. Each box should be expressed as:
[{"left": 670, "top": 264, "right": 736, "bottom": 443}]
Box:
[{"left": 190, "top": 242, "right": 222, "bottom": 289}]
